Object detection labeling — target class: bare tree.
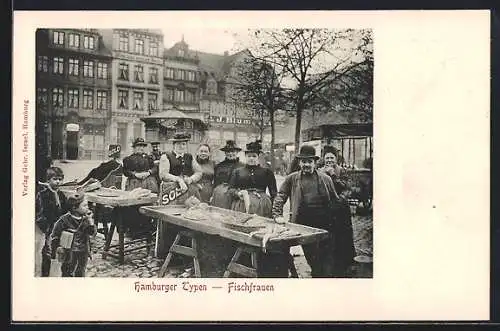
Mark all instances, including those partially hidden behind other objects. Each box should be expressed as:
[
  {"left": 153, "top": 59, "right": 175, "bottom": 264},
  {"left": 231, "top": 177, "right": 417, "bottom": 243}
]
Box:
[
  {"left": 229, "top": 54, "right": 287, "bottom": 171},
  {"left": 236, "top": 28, "right": 373, "bottom": 153}
]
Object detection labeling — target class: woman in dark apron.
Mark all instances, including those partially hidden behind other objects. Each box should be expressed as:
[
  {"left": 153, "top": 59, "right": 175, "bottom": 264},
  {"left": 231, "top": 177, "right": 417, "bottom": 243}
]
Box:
[
  {"left": 318, "top": 145, "right": 356, "bottom": 277},
  {"left": 227, "top": 140, "right": 288, "bottom": 277},
  {"left": 211, "top": 140, "right": 244, "bottom": 209}
]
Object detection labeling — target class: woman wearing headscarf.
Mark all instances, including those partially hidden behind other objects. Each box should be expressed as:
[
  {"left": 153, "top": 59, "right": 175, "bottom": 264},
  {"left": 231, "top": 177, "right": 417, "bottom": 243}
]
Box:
[{"left": 211, "top": 140, "right": 245, "bottom": 209}]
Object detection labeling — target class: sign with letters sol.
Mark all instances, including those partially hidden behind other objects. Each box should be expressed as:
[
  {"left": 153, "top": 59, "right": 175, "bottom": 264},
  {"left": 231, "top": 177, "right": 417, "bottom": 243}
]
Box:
[{"left": 159, "top": 182, "right": 186, "bottom": 205}]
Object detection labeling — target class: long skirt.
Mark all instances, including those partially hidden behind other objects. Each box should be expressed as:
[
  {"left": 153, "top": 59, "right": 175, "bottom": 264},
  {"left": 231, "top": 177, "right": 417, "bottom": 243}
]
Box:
[
  {"left": 124, "top": 176, "right": 158, "bottom": 236},
  {"left": 126, "top": 176, "right": 158, "bottom": 193},
  {"left": 230, "top": 190, "right": 272, "bottom": 218},
  {"left": 197, "top": 179, "right": 213, "bottom": 204},
  {"left": 230, "top": 191, "right": 289, "bottom": 277},
  {"left": 211, "top": 183, "right": 232, "bottom": 210}
]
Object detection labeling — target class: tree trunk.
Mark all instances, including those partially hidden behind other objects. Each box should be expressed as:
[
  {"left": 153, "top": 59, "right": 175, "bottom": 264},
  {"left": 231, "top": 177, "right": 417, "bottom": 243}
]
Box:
[
  {"left": 270, "top": 107, "right": 276, "bottom": 172},
  {"left": 294, "top": 102, "right": 303, "bottom": 155}
]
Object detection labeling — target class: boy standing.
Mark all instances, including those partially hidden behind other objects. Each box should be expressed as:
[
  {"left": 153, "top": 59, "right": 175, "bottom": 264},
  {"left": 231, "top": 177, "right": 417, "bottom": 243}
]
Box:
[
  {"left": 35, "top": 167, "right": 68, "bottom": 277},
  {"left": 49, "top": 193, "right": 97, "bottom": 277}
]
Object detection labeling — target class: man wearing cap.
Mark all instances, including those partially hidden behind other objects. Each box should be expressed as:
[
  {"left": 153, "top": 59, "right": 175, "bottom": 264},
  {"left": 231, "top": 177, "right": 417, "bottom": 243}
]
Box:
[
  {"left": 122, "top": 137, "right": 158, "bottom": 237},
  {"left": 272, "top": 144, "right": 352, "bottom": 278},
  {"left": 123, "top": 138, "right": 158, "bottom": 193},
  {"left": 149, "top": 141, "right": 163, "bottom": 188},
  {"left": 77, "top": 144, "right": 123, "bottom": 188},
  {"left": 211, "top": 140, "right": 245, "bottom": 209}
]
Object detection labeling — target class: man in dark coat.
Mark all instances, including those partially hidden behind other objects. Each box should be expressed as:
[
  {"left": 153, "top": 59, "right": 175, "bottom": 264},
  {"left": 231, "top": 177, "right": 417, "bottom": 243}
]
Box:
[{"left": 272, "top": 145, "right": 356, "bottom": 278}]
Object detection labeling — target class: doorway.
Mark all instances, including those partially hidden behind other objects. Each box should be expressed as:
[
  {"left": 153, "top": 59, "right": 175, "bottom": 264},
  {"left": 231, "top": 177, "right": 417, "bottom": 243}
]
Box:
[{"left": 66, "top": 131, "right": 79, "bottom": 160}]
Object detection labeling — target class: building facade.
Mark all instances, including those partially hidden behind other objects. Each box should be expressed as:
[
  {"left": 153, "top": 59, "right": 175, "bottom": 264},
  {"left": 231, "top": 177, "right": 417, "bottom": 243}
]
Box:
[
  {"left": 36, "top": 28, "right": 113, "bottom": 160},
  {"left": 99, "top": 29, "right": 164, "bottom": 156}
]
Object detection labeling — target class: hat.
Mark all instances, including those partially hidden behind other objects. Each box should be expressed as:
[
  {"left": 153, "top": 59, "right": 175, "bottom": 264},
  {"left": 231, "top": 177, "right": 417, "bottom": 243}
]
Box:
[
  {"left": 67, "top": 192, "right": 85, "bottom": 209},
  {"left": 296, "top": 145, "right": 320, "bottom": 160},
  {"left": 170, "top": 132, "right": 191, "bottom": 142},
  {"left": 220, "top": 140, "right": 242, "bottom": 152},
  {"left": 245, "top": 140, "right": 263, "bottom": 154},
  {"left": 150, "top": 141, "right": 160, "bottom": 146},
  {"left": 132, "top": 137, "right": 148, "bottom": 147},
  {"left": 108, "top": 144, "right": 121, "bottom": 157}
]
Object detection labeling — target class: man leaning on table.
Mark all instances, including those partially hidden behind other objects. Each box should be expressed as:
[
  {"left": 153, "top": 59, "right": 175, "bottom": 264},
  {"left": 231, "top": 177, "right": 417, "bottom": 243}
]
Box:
[{"left": 272, "top": 144, "right": 354, "bottom": 278}]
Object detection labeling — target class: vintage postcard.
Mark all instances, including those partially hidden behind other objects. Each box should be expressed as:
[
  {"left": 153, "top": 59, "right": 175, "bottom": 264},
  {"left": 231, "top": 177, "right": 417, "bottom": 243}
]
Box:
[{"left": 12, "top": 10, "right": 490, "bottom": 321}]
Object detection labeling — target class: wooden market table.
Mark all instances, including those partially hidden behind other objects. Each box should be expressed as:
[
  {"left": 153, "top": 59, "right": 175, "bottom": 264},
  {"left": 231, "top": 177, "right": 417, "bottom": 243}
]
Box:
[
  {"left": 139, "top": 205, "right": 330, "bottom": 278},
  {"left": 60, "top": 186, "right": 158, "bottom": 264}
]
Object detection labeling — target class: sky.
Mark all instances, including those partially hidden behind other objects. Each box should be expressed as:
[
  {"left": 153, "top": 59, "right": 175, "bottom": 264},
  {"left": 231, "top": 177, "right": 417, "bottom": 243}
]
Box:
[{"left": 161, "top": 28, "right": 249, "bottom": 54}]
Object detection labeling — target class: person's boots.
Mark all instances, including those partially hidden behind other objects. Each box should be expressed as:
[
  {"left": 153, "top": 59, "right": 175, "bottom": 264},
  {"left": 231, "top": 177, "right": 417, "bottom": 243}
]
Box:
[{"left": 41, "top": 254, "right": 51, "bottom": 277}]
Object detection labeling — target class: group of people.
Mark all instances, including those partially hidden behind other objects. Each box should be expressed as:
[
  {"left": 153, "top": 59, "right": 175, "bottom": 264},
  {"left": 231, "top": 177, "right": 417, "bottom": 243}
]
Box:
[{"left": 34, "top": 132, "right": 355, "bottom": 278}]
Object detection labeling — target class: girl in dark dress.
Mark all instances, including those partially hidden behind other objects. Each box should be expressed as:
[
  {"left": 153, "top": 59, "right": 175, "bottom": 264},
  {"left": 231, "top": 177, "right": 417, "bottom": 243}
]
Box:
[
  {"left": 195, "top": 144, "right": 215, "bottom": 203},
  {"left": 211, "top": 140, "right": 245, "bottom": 209}
]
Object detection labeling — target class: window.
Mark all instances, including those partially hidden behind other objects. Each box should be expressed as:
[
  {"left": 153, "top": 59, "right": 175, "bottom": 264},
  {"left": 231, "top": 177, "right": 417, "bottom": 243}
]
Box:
[
  {"left": 165, "top": 88, "right": 174, "bottom": 101},
  {"left": 118, "top": 90, "right": 128, "bottom": 109},
  {"left": 97, "top": 62, "right": 108, "bottom": 79},
  {"left": 175, "top": 90, "right": 184, "bottom": 102},
  {"left": 37, "top": 88, "right": 48, "bottom": 105},
  {"left": 52, "top": 88, "right": 64, "bottom": 107},
  {"left": 68, "top": 88, "right": 79, "bottom": 108},
  {"left": 178, "top": 49, "right": 185, "bottom": 57},
  {"left": 133, "top": 92, "right": 144, "bottom": 110},
  {"left": 135, "top": 39, "right": 144, "bottom": 54},
  {"left": 119, "top": 35, "right": 129, "bottom": 51},
  {"left": 133, "top": 123, "right": 142, "bottom": 139},
  {"left": 134, "top": 65, "right": 144, "bottom": 82},
  {"left": 68, "top": 58, "right": 79, "bottom": 76},
  {"left": 175, "top": 69, "right": 183, "bottom": 80},
  {"left": 119, "top": 63, "right": 129, "bottom": 80},
  {"left": 185, "top": 90, "right": 195, "bottom": 103},
  {"left": 84, "top": 36, "right": 95, "bottom": 49},
  {"left": 69, "top": 34, "right": 80, "bottom": 48},
  {"left": 149, "top": 67, "right": 158, "bottom": 84},
  {"left": 165, "top": 68, "right": 174, "bottom": 79},
  {"left": 148, "top": 93, "right": 158, "bottom": 111},
  {"left": 187, "top": 71, "right": 196, "bottom": 81},
  {"left": 53, "top": 31, "right": 64, "bottom": 45},
  {"left": 97, "top": 91, "right": 107, "bottom": 110},
  {"left": 83, "top": 89, "right": 94, "bottom": 109},
  {"left": 83, "top": 60, "right": 94, "bottom": 78},
  {"left": 149, "top": 41, "right": 158, "bottom": 56},
  {"left": 37, "top": 56, "right": 48, "bottom": 72},
  {"left": 53, "top": 57, "right": 64, "bottom": 75}
]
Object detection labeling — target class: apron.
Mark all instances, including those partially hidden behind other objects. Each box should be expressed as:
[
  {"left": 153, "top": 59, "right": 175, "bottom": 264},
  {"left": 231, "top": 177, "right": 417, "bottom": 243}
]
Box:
[
  {"left": 230, "top": 189, "right": 272, "bottom": 218},
  {"left": 211, "top": 183, "right": 232, "bottom": 210}
]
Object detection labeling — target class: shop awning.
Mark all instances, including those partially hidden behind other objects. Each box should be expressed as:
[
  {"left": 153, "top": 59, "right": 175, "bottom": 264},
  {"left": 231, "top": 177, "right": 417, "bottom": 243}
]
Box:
[{"left": 140, "top": 109, "right": 208, "bottom": 129}]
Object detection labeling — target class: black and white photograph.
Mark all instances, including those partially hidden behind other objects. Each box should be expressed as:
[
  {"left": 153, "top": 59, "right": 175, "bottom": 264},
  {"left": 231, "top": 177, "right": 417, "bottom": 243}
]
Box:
[
  {"left": 34, "top": 27, "right": 373, "bottom": 279},
  {"left": 13, "top": 10, "right": 489, "bottom": 322}
]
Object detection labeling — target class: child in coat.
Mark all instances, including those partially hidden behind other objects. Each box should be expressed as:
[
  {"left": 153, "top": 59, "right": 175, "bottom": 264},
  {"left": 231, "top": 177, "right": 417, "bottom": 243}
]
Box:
[
  {"left": 35, "top": 167, "right": 68, "bottom": 277},
  {"left": 49, "top": 193, "right": 96, "bottom": 277}
]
